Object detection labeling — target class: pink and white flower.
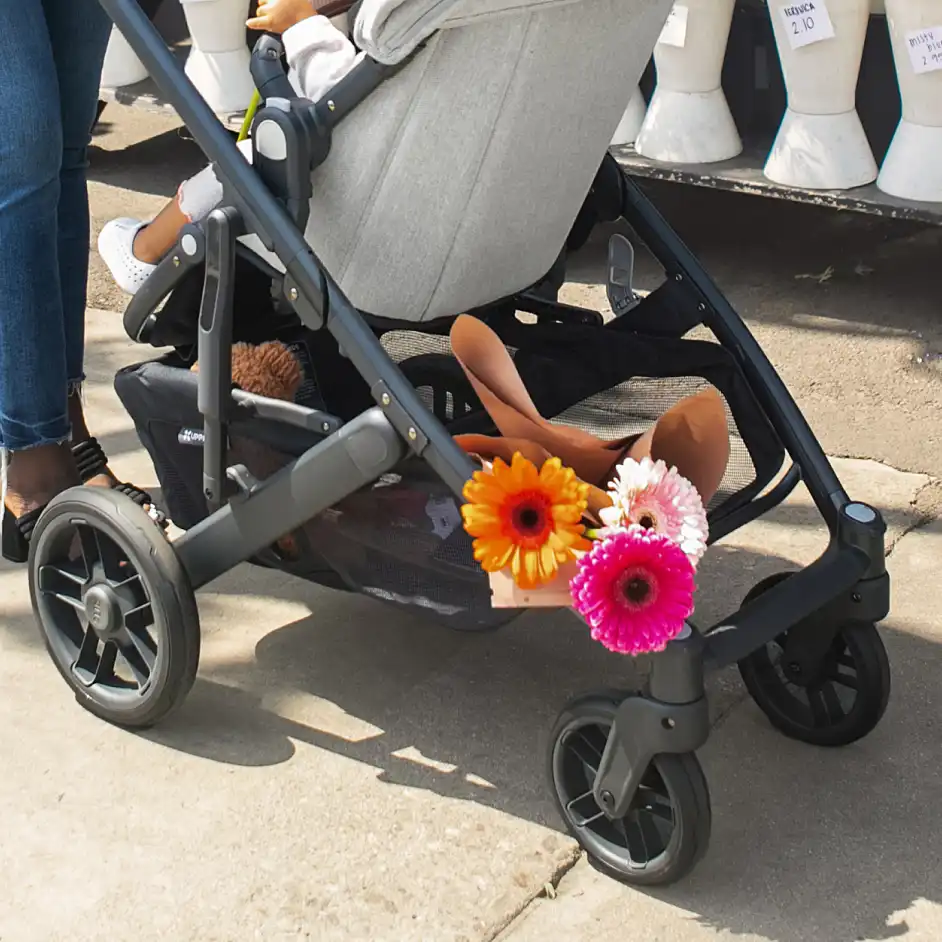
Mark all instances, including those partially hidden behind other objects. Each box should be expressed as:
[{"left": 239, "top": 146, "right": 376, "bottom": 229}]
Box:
[{"left": 600, "top": 457, "right": 709, "bottom": 565}]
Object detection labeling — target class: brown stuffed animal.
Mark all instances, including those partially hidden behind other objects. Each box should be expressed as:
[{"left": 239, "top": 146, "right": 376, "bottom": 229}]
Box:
[{"left": 190, "top": 341, "right": 303, "bottom": 401}]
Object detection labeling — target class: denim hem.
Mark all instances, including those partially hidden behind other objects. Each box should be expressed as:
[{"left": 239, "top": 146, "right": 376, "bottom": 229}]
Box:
[
  {"left": 0, "top": 415, "right": 72, "bottom": 451},
  {"left": 0, "top": 433, "right": 72, "bottom": 452}
]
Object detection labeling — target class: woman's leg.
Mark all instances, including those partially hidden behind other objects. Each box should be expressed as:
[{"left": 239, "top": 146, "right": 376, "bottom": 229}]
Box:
[
  {"left": 41, "top": 0, "right": 112, "bottom": 448},
  {"left": 0, "top": 2, "right": 81, "bottom": 514}
]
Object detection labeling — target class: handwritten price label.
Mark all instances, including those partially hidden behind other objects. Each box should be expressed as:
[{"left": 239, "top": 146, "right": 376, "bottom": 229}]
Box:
[
  {"left": 658, "top": 5, "right": 689, "bottom": 49},
  {"left": 905, "top": 26, "right": 942, "bottom": 75},
  {"left": 779, "top": 1, "right": 835, "bottom": 50}
]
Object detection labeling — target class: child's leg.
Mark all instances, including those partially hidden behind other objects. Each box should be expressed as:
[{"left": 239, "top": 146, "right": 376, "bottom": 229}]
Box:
[
  {"left": 130, "top": 194, "right": 191, "bottom": 264},
  {"left": 98, "top": 139, "right": 252, "bottom": 295}
]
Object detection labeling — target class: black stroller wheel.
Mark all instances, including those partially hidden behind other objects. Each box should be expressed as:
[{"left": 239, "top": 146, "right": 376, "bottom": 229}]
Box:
[
  {"left": 28, "top": 487, "right": 200, "bottom": 729},
  {"left": 737, "top": 573, "right": 891, "bottom": 747},
  {"left": 548, "top": 694, "right": 711, "bottom": 887}
]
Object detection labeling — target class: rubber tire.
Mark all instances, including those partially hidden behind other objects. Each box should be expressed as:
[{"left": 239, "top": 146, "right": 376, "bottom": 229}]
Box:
[
  {"left": 28, "top": 487, "right": 201, "bottom": 729},
  {"left": 548, "top": 693, "right": 712, "bottom": 887},
  {"left": 737, "top": 573, "right": 891, "bottom": 747}
]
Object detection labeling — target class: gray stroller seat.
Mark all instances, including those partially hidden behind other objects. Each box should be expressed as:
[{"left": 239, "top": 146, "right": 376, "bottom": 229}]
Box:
[{"left": 241, "top": 0, "right": 673, "bottom": 321}]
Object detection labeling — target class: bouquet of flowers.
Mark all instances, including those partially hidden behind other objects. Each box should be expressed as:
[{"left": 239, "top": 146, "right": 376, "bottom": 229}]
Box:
[{"left": 461, "top": 453, "right": 709, "bottom": 655}]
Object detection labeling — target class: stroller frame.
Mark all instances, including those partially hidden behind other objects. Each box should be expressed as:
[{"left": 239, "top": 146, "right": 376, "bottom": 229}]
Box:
[{"left": 28, "top": 0, "right": 890, "bottom": 887}]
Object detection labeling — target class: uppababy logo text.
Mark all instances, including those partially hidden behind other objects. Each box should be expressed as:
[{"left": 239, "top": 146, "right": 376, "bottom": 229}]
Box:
[{"left": 178, "top": 428, "right": 205, "bottom": 446}]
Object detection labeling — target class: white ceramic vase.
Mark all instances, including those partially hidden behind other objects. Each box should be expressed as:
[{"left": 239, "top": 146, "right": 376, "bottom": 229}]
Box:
[
  {"left": 877, "top": 0, "right": 942, "bottom": 202},
  {"left": 635, "top": 0, "right": 742, "bottom": 163},
  {"left": 765, "top": 0, "right": 877, "bottom": 189},
  {"left": 180, "top": 0, "right": 255, "bottom": 114},
  {"left": 100, "top": 25, "right": 150, "bottom": 89},
  {"left": 611, "top": 87, "right": 647, "bottom": 146}
]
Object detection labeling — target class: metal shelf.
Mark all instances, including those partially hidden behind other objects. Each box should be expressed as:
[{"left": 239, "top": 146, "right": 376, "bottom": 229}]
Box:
[{"left": 613, "top": 143, "right": 942, "bottom": 226}]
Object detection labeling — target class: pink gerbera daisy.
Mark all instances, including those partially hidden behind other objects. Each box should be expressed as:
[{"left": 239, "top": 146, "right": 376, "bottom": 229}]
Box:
[
  {"left": 600, "top": 457, "right": 709, "bottom": 565},
  {"left": 570, "top": 529, "right": 696, "bottom": 655}
]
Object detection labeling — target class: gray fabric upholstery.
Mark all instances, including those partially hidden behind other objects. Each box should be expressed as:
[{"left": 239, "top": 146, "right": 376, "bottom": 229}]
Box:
[{"left": 248, "top": 0, "right": 672, "bottom": 322}]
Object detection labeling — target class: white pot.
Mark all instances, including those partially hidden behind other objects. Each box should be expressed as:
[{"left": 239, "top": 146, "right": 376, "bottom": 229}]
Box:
[
  {"left": 610, "top": 87, "right": 647, "bottom": 146},
  {"left": 877, "top": 0, "right": 942, "bottom": 202},
  {"left": 635, "top": 0, "right": 742, "bottom": 164},
  {"left": 181, "top": 0, "right": 255, "bottom": 114},
  {"left": 765, "top": 0, "right": 877, "bottom": 189},
  {"left": 100, "top": 25, "right": 149, "bottom": 89}
]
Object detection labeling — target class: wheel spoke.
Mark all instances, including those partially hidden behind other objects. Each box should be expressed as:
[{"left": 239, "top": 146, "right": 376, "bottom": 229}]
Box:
[
  {"left": 820, "top": 681, "right": 846, "bottom": 718},
  {"left": 38, "top": 565, "right": 86, "bottom": 612},
  {"left": 124, "top": 601, "right": 154, "bottom": 635},
  {"left": 624, "top": 818, "right": 650, "bottom": 867},
  {"left": 116, "top": 628, "right": 155, "bottom": 687},
  {"left": 825, "top": 666, "right": 859, "bottom": 690},
  {"left": 807, "top": 682, "right": 843, "bottom": 727},
  {"left": 124, "top": 618, "right": 158, "bottom": 669},
  {"left": 636, "top": 785, "right": 674, "bottom": 824},
  {"left": 76, "top": 524, "right": 129, "bottom": 582},
  {"left": 94, "top": 642, "right": 118, "bottom": 685},
  {"left": 75, "top": 525, "right": 102, "bottom": 577},
  {"left": 71, "top": 628, "right": 100, "bottom": 685},
  {"left": 564, "top": 729, "right": 604, "bottom": 775},
  {"left": 638, "top": 804, "right": 668, "bottom": 859}
]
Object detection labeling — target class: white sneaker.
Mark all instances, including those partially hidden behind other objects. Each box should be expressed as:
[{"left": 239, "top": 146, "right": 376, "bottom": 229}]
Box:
[{"left": 97, "top": 218, "right": 156, "bottom": 296}]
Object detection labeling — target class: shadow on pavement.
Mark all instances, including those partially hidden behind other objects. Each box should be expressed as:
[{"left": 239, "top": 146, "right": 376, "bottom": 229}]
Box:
[{"left": 4, "top": 508, "right": 940, "bottom": 940}]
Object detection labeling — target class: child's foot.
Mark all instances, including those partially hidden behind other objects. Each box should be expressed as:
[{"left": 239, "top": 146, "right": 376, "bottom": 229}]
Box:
[{"left": 97, "top": 218, "right": 156, "bottom": 296}]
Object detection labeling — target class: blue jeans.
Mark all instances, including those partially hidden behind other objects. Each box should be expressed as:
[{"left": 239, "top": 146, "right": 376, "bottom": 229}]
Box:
[{"left": 0, "top": 0, "right": 111, "bottom": 450}]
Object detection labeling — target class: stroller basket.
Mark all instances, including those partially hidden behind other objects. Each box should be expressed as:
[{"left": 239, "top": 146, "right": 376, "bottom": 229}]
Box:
[
  {"left": 23, "top": 0, "right": 893, "bottom": 890},
  {"left": 116, "top": 272, "right": 785, "bottom": 631}
]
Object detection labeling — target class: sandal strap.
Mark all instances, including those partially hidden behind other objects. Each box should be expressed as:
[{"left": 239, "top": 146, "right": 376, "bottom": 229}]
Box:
[
  {"left": 114, "top": 481, "right": 153, "bottom": 506},
  {"left": 14, "top": 505, "right": 44, "bottom": 542},
  {"left": 114, "top": 483, "right": 167, "bottom": 528},
  {"left": 72, "top": 437, "right": 109, "bottom": 482}
]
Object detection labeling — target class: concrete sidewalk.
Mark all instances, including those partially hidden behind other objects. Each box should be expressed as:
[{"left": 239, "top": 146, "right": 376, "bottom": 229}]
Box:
[
  {"left": 0, "top": 309, "right": 939, "bottom": 942},
  {"left": 500, "top": 515, "right": 942, "bottom": 942}
]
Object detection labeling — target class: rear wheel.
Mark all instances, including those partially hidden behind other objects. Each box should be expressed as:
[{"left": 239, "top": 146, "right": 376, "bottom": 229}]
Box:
[
  {"left": 737, "top": 573, "right": 891, "bottom": 747},
  {"left": 29, "top": 487, "right": 201, "bottom": 729}
]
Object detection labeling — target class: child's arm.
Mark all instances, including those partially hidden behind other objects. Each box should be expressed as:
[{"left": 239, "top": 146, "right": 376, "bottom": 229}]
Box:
[{"left": 247, "top": 0, "right": 360, "bottom": 104}]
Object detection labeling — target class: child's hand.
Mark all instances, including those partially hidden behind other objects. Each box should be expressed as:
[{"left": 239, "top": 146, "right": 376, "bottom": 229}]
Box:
[{"left": 247, "top": 0, "right": 317, "bottom": 34}]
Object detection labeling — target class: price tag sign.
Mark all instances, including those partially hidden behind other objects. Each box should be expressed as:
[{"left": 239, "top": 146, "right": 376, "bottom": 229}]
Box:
[
  {"left": 905, "top": 26, "right": 942, "bottom": 75},
  {"left": 779, "top": 2, "right": 835, "bottom": 50},
  {"left": 658, "top": 5, "right": 689, "bottom": 49}
]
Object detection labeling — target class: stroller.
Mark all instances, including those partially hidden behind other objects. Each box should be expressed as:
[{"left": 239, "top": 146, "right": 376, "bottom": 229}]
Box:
[{"left": 28, "top": 0, "right": 891, "bottom": 887}]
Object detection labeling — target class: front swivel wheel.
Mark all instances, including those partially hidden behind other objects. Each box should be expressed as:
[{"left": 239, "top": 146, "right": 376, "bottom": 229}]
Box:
[
  {"left": 548, "top": 693, "right": 711, "bottom": 886},
  {"left": 28, "top": 487, "right": 200, "bottom": 728}
]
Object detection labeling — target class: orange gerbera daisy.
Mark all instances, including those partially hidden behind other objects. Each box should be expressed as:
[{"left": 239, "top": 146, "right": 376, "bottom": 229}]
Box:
[{"left": 461, "top": 452, "right": 590, "bottom": 590}]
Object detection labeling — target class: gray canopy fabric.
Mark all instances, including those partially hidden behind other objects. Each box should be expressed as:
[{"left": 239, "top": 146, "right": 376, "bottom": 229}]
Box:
[{"left": 354, "top": 0, "right": 584, "bottom": 64}]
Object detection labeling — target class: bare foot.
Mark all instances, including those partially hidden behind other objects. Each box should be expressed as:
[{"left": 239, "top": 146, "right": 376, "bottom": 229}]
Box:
[{"left": 3, "top": 442, "right": 80, "bottom": 518}]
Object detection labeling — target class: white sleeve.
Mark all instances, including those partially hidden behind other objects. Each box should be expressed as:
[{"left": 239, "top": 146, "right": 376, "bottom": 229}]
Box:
[{"left": 281, "top": 15, "right": 362, "bottom": 103}]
